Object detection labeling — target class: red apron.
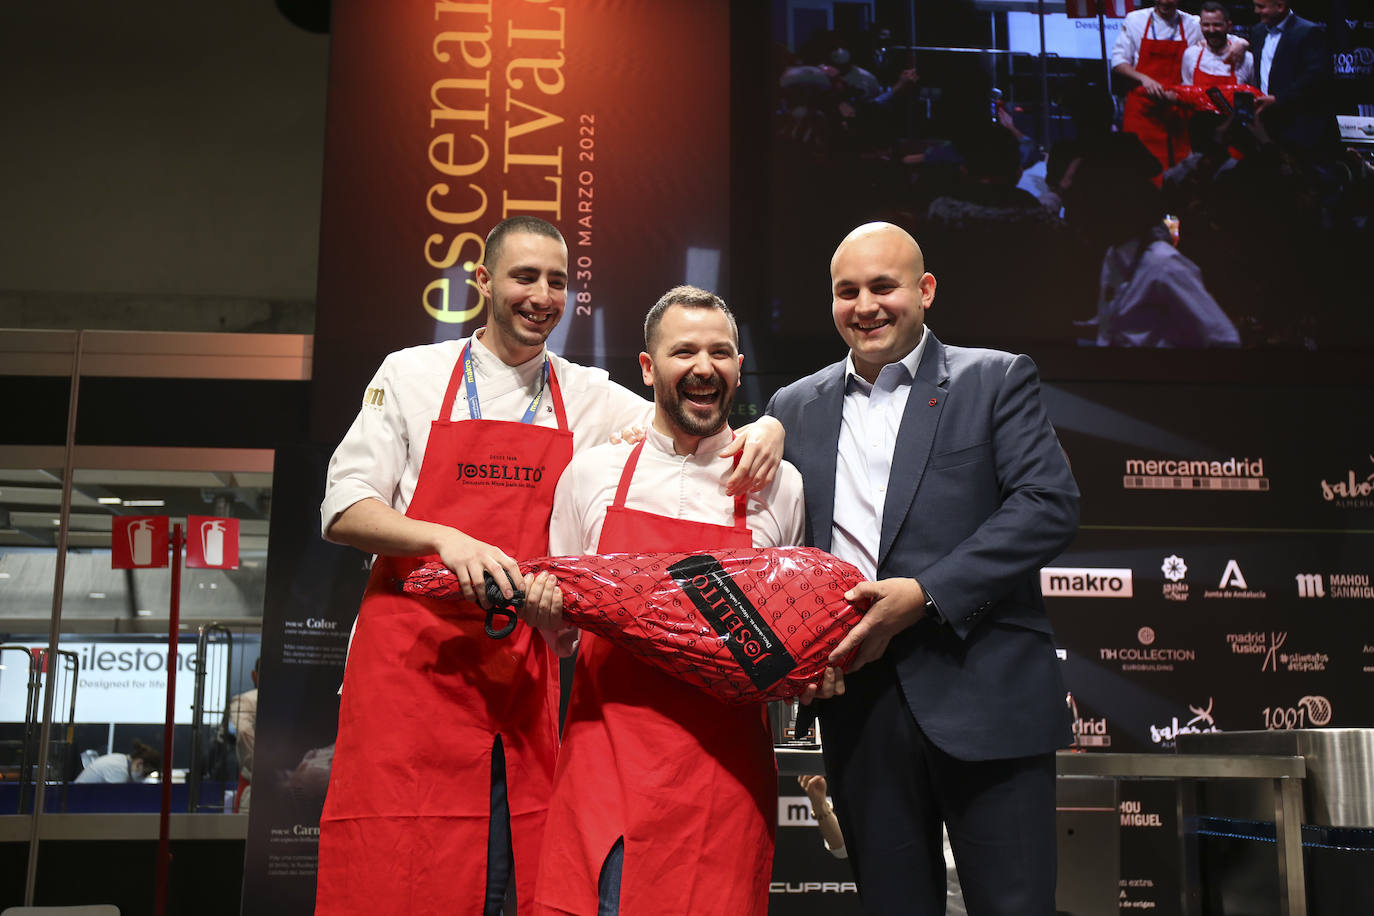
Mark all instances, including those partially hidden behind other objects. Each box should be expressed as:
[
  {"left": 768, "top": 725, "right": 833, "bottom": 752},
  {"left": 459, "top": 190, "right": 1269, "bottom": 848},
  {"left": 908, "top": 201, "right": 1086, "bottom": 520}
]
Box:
[
  {"left": 1121, "top": 15, "right": 1190, "bottom": 171},
  {"left": 535, "top": 440, "right": 776, "bottom": 916},
  {"left": 1189, "top": 49, "right": 1248, "bottom": 161},
  {"left": 317, "top": 344, "right": 573, "bottom": 916}
]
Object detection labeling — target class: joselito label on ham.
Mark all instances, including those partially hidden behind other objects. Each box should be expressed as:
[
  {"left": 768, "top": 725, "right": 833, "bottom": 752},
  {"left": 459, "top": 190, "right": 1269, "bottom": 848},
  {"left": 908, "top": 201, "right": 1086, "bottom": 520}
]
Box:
[{"left": 667, "top": 553, "right": 797, "bottom": 689}]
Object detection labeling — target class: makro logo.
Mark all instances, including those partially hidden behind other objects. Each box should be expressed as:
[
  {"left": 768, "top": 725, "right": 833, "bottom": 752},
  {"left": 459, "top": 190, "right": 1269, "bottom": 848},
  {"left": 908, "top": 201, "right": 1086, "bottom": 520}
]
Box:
[
  {"left": 1296, "top": 572, "right": 1374, "bottom": 599},
  {"left": 1263, "top": 695, "right": 1333, "bottom": 729},
  {"left": 1124, "top": 456, "right": 1268, "bottom": 491},
  {"left": 1319, "top": 455, "right": 1374, "bottom": 508},
  {"left": 1041, "top": 567, "right": 1133, "bottom": 598},
  {"left": 1161, "top": 554, "right": 1189, "bottom": 601},
  {"left": 1203, "top": 560, "right": 1266, "bottom": 599},
  {"left": 1150, "top": 698, "right": 1220, "bottom": 745}
]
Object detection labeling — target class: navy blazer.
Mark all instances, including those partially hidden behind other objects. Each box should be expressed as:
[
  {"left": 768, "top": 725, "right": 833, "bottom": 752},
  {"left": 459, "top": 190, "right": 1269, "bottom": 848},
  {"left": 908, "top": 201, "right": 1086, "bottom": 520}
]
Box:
[
  {"left": 766, "top": 333, "right": 1080, "bottom": 760},
  {"left": 1252, "top": 12, "right": 1334, "bottom": 150}
]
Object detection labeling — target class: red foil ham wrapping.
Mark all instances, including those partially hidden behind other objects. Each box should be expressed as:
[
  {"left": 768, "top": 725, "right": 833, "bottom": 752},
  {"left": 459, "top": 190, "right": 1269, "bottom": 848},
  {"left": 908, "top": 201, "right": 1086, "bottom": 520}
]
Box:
[{"left": 403, "top": 546, "right": 866, "bottom": 704}]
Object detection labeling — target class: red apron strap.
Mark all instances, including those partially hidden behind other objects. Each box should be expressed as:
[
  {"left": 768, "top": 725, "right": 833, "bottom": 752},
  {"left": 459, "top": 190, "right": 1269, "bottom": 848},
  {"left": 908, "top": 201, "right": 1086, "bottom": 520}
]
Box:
[
  {"left": 729, "top": 441, "right": 747, "bottom": 531},
  {"left": 612, "top": 441, "right": 646, "bottom": 509},
  {"left": 438, "top": 342, "right": 470, "bottom": 422},
  {"left": 546, "top": 360, "right": 570, "bottom": 432}
]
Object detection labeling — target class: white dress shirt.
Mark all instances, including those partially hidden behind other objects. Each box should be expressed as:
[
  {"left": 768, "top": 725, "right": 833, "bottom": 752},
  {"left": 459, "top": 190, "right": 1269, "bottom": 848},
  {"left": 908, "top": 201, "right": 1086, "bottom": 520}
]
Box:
[
  {"left": 322, "top": 333, "right": 652, "bottom": 535},
  {"left": 1181, "top": 44, "right": 1256, "bottom": 87},
  {"left": 549, "top": 425, "right": 805, "bottom": 556},
  {"left": 1111, "top": 7, "right": 1201, "bottom": 69},
  {"left": 831, "top": 326, "right": 930, "bottom": 582},
  {"left": 1259, "top": 11, "right": 1293, "bottom": 95}
]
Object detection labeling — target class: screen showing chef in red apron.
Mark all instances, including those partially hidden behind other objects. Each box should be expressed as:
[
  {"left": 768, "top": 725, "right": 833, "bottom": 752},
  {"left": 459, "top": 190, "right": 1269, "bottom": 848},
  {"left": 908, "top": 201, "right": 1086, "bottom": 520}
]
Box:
[
  {"left": 1113, "top": 0, "right": 1204, "bottom": 171},
  {"left": 523, "top": 285, "right": 836, "bottom": 916}
]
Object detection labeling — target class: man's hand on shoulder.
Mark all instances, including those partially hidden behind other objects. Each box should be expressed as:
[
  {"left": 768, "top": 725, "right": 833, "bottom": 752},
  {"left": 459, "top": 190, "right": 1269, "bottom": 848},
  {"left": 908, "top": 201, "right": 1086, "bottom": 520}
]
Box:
[
  {"left": 720, "top": 415, "right": 784, "bottom": 495},
  {"left": 433, "top": 528, "right": 524, "bottom": 609},
  {"left": 831, "top": 578, "right": 928, "bottom": 672}
]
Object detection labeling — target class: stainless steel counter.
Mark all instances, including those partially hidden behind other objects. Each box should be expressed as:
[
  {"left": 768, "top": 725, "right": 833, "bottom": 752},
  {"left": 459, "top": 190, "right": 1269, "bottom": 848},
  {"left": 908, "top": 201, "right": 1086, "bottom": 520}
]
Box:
[{"left": 776, "top": 746, "right": 1309, "bottom": 916}]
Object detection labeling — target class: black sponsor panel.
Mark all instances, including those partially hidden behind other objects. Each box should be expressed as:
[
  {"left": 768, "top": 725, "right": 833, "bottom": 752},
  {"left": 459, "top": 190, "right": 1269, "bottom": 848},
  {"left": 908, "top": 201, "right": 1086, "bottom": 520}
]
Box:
[
  {"left": 240, "top": 445, "right": 369, "bottom": 915},
  {"left": 1042, "top": 382, "right": 1374, "bottom": 531},
  {"left": 770, "top": 779, "right": 863, "bottom": 915}
]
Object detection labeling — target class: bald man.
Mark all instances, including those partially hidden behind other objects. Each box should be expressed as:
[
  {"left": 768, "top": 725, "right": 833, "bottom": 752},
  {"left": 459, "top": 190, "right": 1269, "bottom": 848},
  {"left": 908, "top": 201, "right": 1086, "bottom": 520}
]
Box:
[{"left": 765, "top": 223, "right": 1080, "bottom": 915}]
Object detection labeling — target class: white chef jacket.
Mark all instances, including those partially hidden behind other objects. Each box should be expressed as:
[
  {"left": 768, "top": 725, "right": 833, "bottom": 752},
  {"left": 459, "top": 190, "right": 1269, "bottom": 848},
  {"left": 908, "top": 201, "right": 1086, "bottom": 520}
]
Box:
[
  {"left": 321, "top": 332, "right": 653, "bottom": 536},
  {"left": 1181, "top": 44, "right": 1255, "bottom": 86},
  {"left": 548, "top": 425, "right": 805, "bottom": 556},
  {"left": 1111, "top": 7, "right": 1201, "bottom": 69}
]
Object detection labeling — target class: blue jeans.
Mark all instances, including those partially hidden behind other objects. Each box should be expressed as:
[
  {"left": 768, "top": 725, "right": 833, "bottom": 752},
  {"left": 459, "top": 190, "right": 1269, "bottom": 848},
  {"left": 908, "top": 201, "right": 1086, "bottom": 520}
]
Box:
[{"left": 597, "top": 837, "right": 625, "bottom": 916}]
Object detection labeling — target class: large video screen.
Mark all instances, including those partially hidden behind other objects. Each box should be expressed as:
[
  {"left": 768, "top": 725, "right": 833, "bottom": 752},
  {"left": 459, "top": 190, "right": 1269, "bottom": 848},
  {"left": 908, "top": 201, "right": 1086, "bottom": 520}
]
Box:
[{"left": 733, "top": 0, "right": 1374, "bottom": 373}]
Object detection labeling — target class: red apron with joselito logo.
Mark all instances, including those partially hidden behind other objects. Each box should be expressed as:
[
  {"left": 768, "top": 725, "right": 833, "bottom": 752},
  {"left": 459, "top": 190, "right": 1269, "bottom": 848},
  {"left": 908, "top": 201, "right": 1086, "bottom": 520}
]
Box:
[
  {"left": 534, "top": 440, "right": 775, "bottom": 916},
  {"left": 317, "top": 343, "right": 572, "bottom": 916},
  {"left": 1188, "top": 50, "right": 1249, "bottom": 161},
  {"left": 1122, "top": 15, "right": 1190, "bottom": 170}
]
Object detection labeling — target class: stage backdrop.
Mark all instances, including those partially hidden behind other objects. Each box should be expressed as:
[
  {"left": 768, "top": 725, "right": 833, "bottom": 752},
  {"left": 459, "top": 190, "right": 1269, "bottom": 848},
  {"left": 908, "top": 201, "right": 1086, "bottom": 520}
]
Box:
[{"left": 309, "top": 0, "right": 732, "bottom": 446}]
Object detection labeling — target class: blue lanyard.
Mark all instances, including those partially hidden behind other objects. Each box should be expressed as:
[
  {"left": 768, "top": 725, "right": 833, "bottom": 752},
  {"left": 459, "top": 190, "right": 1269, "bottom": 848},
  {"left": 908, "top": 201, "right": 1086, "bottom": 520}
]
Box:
[{"left": 461, "top": 343, "right": 548, "bottom": 424}]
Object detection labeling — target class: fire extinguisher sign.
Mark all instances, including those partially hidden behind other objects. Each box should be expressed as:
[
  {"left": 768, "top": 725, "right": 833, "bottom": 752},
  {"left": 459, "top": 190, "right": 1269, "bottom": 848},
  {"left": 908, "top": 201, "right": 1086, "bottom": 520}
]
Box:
[
  {"left": 111, "top": 516, "right": 170, "bottom": 569},
  {"left": 186, "top": 515, "right": 240, "bottom": 569}
]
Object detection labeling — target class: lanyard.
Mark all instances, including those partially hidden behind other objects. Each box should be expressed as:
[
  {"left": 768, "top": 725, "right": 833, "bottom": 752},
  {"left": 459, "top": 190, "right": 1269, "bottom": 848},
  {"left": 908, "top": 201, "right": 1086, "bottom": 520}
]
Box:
[{"left": 460, "top": 342, "right": 548, "bottom": 424}]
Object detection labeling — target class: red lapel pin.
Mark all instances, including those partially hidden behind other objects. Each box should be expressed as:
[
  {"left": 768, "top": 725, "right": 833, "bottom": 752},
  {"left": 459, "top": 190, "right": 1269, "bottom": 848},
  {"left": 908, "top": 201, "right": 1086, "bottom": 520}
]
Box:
[{"left": 929, "top": 398, "right": 938, "bottom": 407}]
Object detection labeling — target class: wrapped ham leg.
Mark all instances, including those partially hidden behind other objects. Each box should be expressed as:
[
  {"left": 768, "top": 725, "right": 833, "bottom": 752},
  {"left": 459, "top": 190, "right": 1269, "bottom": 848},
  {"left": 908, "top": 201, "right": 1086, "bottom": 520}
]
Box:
[{"left": 404, "top": 546, "right": 866, "bottom": 704}]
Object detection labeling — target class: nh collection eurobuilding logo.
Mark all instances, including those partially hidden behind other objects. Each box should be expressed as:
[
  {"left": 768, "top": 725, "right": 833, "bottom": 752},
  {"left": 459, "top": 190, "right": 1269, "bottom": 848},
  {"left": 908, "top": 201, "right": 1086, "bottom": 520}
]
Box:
[
  {"left": 1123, "top": 456, "right": 1269, "bottom": 491},
  {"left": 1295, "top": 571, "right": 1374, "bottom": 599},
  {"left": 1161, "top": 554, "right": 1189, "bottom": 601},
  {"left": 1100, "top": 625, "right": 1196, "bottom": 672},
  {"left": 1319, "top": 454, "right": 1374, "bottom": 508},
  {"left": 1202, "top": 560, "right": 1267, "bottom": 599}
]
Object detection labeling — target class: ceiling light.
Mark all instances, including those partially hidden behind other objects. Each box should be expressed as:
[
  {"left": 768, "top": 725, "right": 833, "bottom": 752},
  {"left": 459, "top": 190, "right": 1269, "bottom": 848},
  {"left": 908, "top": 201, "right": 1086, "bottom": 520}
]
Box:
[
  {"left": 122, "top": 499, "right": 166, "bottom": 508},
  {"left": 98, "top": 497, "right": 122, "bottom": 505}
]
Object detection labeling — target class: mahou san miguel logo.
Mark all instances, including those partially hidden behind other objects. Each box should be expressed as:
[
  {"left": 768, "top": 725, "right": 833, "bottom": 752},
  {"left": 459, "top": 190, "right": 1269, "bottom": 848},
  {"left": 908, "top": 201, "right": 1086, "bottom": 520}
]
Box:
[
  {"left": 456, "top": 452, "right": 546, "bottom": 490},
  {"left": 668, "top": 554, "right": 796, "bottom": 689}
]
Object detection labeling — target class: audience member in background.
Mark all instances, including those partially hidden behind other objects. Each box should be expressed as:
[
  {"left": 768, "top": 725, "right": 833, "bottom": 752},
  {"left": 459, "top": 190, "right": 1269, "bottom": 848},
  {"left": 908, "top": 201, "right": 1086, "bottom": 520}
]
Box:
[
  {"left": 227, "top": 656, "right": 259, "bottom": 811},
  {"left": 75, "top": 740, "right": 161, "bottom": 783},
  {"left": 1059, "top": 133, "right": 1241, "bottom": 348},
  {"left": 923, "top": 122, "right": 1068, "bottom": 345}
]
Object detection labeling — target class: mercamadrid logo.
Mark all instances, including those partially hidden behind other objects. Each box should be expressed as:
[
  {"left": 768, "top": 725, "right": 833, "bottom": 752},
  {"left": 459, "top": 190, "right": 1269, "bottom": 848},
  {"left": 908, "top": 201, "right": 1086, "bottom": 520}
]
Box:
[
  {"left": 1041, "top": 567, "right": 1133, "bottom": 598},
  {"left": 1124, "top": 456, "right": 1268, "bottom": 491}
]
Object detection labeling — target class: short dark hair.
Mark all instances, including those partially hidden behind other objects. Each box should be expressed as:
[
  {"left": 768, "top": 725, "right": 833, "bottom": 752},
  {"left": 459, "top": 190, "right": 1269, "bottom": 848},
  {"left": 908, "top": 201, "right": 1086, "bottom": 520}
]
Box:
[
  {"left": 484, "top": 216, "right": 565, "bottom": 274},
  {"left": 643, "top": 285, "right": 738, "bottom": 351},
  {"left": 1199, "top": 0, "right": 1229, "bottom": 16},
  {"left": 129, "top": 739, "right": 162, "bottom": 772}
]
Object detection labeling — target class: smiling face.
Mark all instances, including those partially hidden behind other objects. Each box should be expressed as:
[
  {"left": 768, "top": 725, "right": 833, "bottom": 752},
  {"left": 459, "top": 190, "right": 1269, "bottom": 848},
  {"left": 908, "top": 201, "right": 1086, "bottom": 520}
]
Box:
[
  {"left": 830, "top": 223, "right": 936, "bottom": 383},
  {"left": 1154, "top": 0, "right": 1180, "bottom": 17},
  {"left": 640, "top": 303, "right": 742, "bottom": 448},
  {"left": 1254, "top": 0, "right": 1288, "bottom": 27},
  {"left": 474, "top": 230, "right": 569, "bottom": 365},
  {"left": 1200, "top": 9, "right": 1230, "bottom": 50}
]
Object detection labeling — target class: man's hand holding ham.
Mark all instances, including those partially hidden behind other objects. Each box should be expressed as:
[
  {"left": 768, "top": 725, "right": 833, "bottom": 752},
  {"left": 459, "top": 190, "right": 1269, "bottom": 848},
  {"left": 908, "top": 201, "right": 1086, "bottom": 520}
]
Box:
[
  {"left": 830, "top": 578, "right": 928, "bottom": 672},
  {"left": 434, "top": 528, "right": 525, "bottom": 610}
]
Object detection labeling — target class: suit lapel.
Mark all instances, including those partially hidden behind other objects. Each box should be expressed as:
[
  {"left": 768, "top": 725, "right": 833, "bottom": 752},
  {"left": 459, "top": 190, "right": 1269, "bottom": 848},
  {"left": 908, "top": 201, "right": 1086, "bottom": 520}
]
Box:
[
  {"left": 799, "top": 363, "right": 845, "bottom": 554},
  {"left": 878, "top": 336, "right": 949, "bottom": 569}
]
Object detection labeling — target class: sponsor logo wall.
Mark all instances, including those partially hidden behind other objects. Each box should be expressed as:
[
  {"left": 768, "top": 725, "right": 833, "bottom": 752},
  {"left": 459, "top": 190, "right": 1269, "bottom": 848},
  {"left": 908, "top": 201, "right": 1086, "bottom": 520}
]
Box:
[{"left": 1042, "top": 382, "right": 1373, "bottom": 915}]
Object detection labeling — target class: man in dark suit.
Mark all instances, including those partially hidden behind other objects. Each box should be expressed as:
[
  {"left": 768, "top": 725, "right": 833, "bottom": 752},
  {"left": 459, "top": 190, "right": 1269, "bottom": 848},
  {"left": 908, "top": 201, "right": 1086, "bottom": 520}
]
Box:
[
  {"left": 766, "top": 222, "right": 1080, "bottom": 914},
  {"left": 1252, "top": 0, "right": 1335, "bottom": 153}
]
